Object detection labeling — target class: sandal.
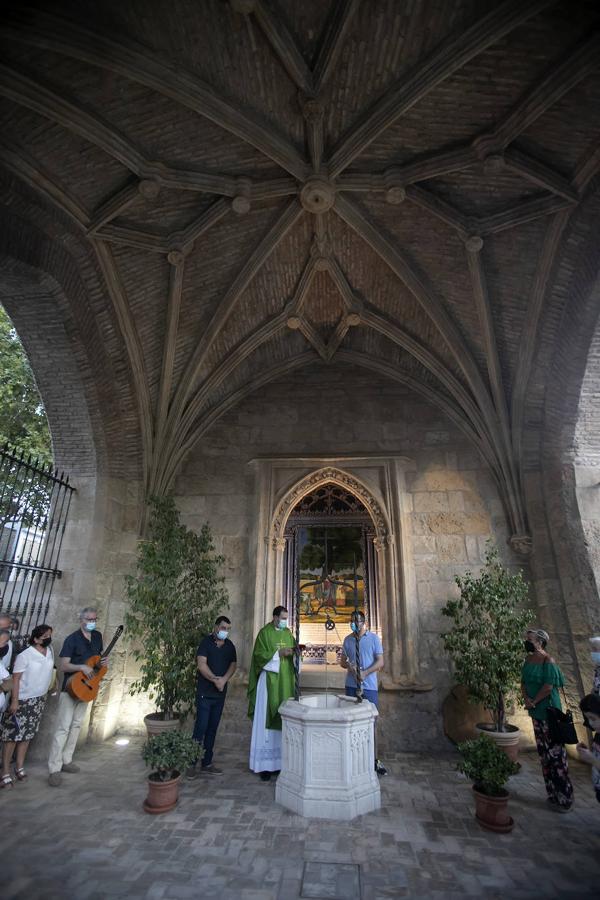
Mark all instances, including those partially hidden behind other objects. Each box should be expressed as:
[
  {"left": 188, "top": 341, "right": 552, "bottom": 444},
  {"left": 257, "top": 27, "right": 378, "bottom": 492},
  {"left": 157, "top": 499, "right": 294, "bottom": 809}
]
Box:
[
  {"left": 14, "top": 767, "right": 27, "bottom": 781},
  {"left": 1, "top": 773, "right": 14, "bottom": 789}
]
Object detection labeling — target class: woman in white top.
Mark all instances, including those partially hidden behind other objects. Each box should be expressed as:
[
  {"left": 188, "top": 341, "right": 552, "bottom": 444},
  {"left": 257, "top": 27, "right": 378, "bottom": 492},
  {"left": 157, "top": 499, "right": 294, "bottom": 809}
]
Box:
[{"left": 1, "top": 623, "right": 54, "bottom": 787}]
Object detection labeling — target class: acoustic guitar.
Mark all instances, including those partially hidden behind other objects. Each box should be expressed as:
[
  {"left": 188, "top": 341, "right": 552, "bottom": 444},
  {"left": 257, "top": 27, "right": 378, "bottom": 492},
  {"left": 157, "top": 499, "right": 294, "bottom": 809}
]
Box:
[{"left": 66, "top": 625, "right": 124, "bottom": 702}]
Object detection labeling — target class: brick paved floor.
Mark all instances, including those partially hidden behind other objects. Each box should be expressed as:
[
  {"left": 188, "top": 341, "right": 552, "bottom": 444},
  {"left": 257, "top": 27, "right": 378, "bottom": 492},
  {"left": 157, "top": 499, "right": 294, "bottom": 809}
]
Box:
[{"left": 3, "top": 737, "right": 599, "bottom": 900}]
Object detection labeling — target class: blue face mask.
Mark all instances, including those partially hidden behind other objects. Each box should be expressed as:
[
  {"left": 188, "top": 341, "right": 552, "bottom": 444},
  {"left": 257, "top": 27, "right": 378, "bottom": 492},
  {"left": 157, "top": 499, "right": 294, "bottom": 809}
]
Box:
[
  {"left": 278, "top": 620, "right": 288, "bottom": 630},
  {"left": 591, "top": 652, "right": 600, "bottom": 665},
  {"left": 216, "top": 630, "right": 229, "bottom": 641},
  {"left": 350, "top": 622, "right": 358, "bottom": 633},
  {"left": 85, "top": 621, "right": 96, "bottom": 632}
]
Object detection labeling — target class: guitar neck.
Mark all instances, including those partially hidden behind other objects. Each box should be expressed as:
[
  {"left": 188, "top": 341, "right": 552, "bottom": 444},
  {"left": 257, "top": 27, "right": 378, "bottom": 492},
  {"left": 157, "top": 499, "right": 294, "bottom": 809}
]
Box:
[{"left": 98, "top": 626, "right": 124, "bottom": 661}]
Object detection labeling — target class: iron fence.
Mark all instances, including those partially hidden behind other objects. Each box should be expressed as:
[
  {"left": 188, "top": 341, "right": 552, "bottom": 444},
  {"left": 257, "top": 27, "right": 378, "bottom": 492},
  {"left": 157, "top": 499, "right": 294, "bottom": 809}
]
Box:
[{"left": 0, "top": 443, "right": 74, "bottom": 632}]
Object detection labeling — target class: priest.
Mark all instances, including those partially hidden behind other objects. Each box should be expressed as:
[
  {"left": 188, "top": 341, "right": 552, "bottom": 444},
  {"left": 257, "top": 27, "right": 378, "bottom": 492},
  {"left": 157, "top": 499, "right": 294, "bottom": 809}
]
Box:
[{"left": 248, "top": 605, "right": 296, "bottom": 781}]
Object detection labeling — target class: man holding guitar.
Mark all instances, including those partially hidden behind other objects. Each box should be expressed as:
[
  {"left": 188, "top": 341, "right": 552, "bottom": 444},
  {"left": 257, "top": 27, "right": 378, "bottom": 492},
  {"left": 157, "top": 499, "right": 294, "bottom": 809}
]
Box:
[{"left": 48, "top": 607, "right": 107, "bottom": 786}]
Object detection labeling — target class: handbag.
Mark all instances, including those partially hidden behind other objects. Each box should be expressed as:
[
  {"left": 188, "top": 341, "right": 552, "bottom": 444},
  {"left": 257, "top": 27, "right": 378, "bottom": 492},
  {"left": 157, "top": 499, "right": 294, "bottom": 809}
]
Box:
[
  {"left": 543, "top": 663, "right": 578, "bottom": 744},
  {"left": 546, "top": 705, "right": 578, "bottom": 744}
]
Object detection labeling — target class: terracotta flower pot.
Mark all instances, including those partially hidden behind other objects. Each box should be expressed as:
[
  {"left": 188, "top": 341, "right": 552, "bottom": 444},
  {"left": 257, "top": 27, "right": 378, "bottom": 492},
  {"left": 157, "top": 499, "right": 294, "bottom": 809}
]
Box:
[
  {"left": 475, "top": 723, "right": 521, "bottom": 762},
  {"left": 143, "top": 772, "right": 181, "bottom": 814},
  {"left": 473, "top": 786, "right": 514, "bottom": 833},
  {"left": 144, "top": 713, "right": 180, "bottom": 737}
]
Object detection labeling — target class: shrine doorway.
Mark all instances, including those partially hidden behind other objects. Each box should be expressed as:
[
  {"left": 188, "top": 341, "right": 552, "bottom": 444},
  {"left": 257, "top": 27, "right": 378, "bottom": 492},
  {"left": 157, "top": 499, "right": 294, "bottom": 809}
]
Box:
[{"left": 281, "top": 482, "right": 379, "bottom": 680}]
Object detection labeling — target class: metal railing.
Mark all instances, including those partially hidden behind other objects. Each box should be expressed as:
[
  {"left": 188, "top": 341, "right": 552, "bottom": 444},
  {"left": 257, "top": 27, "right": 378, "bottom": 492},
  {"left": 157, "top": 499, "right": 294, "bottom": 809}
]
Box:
[{"left": 0, "top": 444, "right": 74, "bottom": 631}]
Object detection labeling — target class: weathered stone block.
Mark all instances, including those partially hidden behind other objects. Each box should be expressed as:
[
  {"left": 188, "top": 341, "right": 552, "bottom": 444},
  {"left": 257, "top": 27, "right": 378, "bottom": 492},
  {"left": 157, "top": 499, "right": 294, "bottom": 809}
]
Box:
[{"left": 413, "top": 491, "right": 450, "bottom": 512}]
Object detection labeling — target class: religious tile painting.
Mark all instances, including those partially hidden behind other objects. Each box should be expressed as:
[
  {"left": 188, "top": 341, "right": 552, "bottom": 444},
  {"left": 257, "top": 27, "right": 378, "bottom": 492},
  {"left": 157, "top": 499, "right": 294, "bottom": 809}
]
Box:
[{"left": 297, "top": 525, "right": 365, "bottom": 624}]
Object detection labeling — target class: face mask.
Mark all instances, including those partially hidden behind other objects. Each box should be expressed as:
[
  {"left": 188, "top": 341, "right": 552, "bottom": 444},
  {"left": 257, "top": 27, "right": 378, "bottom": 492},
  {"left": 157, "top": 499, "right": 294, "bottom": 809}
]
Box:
[
  {"left": 85, "top": 621, "right": 96, "bottom": 632},
  {"left": 40, "top": 637, "right": 52, "bottom": 648},
  {"left": 350, "top": 622, "right": 358, "bottom": 633},
  {"left": 216, "top": 630, "right": 229, "bottom": 641},
  {"left": 591, "top": 652, "right": 600, "bottom": 665},
  {"left": 524, "top": 640, "right": 535, "bottom": 653},
  {"left": 278, "top": 620, "right": 288, "bottom": 630}
]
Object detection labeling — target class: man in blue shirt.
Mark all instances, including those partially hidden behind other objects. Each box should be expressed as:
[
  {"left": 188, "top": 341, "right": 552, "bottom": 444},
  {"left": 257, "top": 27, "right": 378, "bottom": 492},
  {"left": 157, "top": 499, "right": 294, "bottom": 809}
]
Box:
[{"left": 341, "top": 610, "right": 386, "bottom": 775}]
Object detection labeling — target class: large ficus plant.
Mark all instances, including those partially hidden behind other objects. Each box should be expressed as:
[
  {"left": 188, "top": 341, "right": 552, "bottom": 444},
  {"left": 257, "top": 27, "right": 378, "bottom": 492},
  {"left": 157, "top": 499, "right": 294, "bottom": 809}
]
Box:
[
  {"left": 125, "top": 495, "right": 228, "bottom": 719},
  {"left": 441, "top": 546, "right": 532, "bottom": 733}
]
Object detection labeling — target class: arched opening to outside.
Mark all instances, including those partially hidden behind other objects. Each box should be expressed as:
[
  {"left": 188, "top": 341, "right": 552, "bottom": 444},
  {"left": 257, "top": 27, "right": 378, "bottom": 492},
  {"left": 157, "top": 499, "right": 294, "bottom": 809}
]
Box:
[
  {"left": 280, "top": 481, "right": 381, "bottom": 682},
  {"left": 0, "top": 302, "right": 66, "bottom": 632}
]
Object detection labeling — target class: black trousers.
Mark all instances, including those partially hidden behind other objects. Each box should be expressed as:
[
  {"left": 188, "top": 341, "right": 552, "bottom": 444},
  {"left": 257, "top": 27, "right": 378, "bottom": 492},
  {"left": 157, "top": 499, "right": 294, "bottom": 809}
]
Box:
[{"left": 192, "top": 694, "right": 225, "bottom": 767}]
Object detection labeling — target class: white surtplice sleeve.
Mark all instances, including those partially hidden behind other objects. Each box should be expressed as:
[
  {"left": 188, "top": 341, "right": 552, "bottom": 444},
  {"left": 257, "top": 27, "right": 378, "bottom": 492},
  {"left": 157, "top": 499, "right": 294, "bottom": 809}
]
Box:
[{"left": 262, "top": 649, "right": 280, "bottom": 673}]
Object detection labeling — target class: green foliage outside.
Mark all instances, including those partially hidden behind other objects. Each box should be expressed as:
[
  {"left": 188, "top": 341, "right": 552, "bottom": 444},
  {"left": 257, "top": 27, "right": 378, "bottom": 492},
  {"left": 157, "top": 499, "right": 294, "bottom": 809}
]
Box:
[
  {"left": 457, "top": 733, "right": 519, "bottom": 795},
  {"left": 0, "top": 305, "right": 53, "bottom": 530},
  {"left": 142, "top": 730, "right": 200, "bottom": 781},
  {"left": 441, "top": 546, "right": 532, "bottom": 733},
  {"left": 125, "top": 495, "right": 229, "bottom": 720},
  {"left": 0, "top": 305, "right": 51, "bottom": 464}
]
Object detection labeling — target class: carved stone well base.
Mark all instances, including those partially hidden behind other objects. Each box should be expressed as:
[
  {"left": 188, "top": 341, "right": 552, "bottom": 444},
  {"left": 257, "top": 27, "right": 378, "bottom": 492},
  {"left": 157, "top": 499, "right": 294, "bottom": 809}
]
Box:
[{"left": 275, "top": 694, "right": 381, "bottom": 820}]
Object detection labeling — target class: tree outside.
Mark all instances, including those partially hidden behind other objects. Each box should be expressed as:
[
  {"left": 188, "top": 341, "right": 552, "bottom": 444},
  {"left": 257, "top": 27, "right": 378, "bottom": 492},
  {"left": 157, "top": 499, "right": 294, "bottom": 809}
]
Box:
[
  {"left": 0, "top": 304, "right": 52, "bottom": 464},
  {"left": 0, "top": 305, "right": 53, "bottom": 537}
]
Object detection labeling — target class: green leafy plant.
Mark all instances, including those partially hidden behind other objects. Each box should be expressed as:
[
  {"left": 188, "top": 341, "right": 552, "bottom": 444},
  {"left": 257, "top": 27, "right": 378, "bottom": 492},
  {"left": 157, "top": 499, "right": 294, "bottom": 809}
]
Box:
[
  {"left": 125, "top": 495, "right": 229, "bottom": 719},
  {"left": 142, "top": 730, "right": 200, "bottom": 781},
  {"left": 457, "top": 734, "right": 519, "bottom": 795},
  {"left": 441, "top": 546, "right": 532, "bottom": 732},
  {"left": 0, "top": 305, "right": 52, "bottom": 466}
]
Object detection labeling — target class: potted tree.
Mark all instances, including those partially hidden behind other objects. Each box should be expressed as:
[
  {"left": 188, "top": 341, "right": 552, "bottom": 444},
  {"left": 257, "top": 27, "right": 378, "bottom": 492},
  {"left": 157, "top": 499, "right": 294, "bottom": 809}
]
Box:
[
  {"left": 458, "top": 733, "right": 519, "bottom": 832},
  {"left": 125, "top": 495, "right": 228, "bottom": 735},
  {"left": 441, "top": 546, "right": 532, "bottom": 760},
  {"left": 142, "top": 729, "right": 200, "bottom": 814}
]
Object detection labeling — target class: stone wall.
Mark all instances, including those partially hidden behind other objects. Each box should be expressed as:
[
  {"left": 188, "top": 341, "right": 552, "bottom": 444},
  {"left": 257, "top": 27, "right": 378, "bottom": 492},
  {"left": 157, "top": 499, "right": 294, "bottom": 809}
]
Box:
[
  {"left": 173, "top": 364, "right": 524, "bottom": 750},
  {"left": 27, "top": 473, "right": 143, "bottom": 760}
]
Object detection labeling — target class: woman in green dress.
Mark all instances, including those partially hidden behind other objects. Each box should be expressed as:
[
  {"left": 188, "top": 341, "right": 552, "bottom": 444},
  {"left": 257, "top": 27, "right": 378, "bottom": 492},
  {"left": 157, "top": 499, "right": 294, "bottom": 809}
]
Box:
[{"left": 521, "top": 627, "right": 573, "bottom": 812}]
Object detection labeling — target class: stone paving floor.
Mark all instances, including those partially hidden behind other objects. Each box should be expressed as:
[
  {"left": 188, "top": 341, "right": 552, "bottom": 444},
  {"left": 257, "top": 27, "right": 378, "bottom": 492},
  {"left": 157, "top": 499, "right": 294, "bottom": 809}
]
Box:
[{"left": 2, "top": 737, "right": 599, "bottom": 900}]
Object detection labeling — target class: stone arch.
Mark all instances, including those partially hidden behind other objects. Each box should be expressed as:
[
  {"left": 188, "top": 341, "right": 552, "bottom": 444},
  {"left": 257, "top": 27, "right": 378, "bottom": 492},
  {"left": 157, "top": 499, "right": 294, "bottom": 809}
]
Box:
[
  {"left": 270, "top": 466, "right": 390, "bottom": 547},
  {"left": 521, "top": 186, "right": 600, "bottom": 705},
  {"left": 0, "top": 191, "right": 143, "bottom": 480},
  {"left": 0, "top": 197, "right": 144, "bottom": 750},
  {"left": 0, "top": 256, "right": 99, "bottom": 476},
  {"left": 251, "top": 457, "right": 423, "bottom": 687}
]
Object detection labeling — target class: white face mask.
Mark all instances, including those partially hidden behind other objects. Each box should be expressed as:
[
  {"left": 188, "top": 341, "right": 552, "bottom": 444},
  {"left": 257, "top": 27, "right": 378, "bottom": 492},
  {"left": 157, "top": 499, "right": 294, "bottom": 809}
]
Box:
[{"left": 216, "top": 630, "right": 229, "bottom": 641}]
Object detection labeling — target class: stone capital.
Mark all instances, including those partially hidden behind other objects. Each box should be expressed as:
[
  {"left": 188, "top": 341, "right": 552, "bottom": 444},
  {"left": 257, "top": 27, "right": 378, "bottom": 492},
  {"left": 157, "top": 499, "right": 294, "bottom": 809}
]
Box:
[{"left": 508, "top": 533, "right": 533, "bottom": 556}]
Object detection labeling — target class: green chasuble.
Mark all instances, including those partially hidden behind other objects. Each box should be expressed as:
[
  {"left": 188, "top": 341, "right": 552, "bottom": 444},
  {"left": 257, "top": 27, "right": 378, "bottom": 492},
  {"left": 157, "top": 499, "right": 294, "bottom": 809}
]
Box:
[{"left": 247, "top": 623, "right": 296, "bottom": 730}]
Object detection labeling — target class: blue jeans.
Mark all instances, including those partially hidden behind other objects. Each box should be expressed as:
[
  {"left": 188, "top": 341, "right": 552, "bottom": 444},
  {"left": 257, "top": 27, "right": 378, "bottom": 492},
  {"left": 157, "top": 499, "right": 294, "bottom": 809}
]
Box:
[{"left": 192, "top": 695, "right": 225, "bottom": 767}]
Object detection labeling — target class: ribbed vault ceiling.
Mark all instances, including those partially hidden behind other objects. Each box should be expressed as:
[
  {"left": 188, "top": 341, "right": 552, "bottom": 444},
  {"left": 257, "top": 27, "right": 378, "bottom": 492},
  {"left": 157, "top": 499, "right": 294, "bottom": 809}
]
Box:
[{"left": 0, "top": 0, "right": 599, "bottom": 551}]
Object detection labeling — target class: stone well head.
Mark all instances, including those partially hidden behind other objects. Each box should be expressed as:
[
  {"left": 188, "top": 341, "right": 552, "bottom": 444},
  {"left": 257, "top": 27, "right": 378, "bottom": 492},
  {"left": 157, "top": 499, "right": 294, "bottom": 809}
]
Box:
[{"left": 275, "top": 694, "right": 381, "bottom": 819}]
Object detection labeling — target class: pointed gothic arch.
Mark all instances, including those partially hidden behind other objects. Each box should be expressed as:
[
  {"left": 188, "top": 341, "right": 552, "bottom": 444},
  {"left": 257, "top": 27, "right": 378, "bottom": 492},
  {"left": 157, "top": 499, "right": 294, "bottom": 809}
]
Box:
[{"left": 250, "top": 457, "right": 426, "bottom": 687}]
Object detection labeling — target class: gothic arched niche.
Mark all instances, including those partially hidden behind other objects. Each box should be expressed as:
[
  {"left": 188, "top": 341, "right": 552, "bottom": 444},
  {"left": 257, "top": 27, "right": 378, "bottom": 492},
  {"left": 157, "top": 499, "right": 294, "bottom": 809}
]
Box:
[{"left": 283, "top": 481, "right": 380, "bottom": 671}]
